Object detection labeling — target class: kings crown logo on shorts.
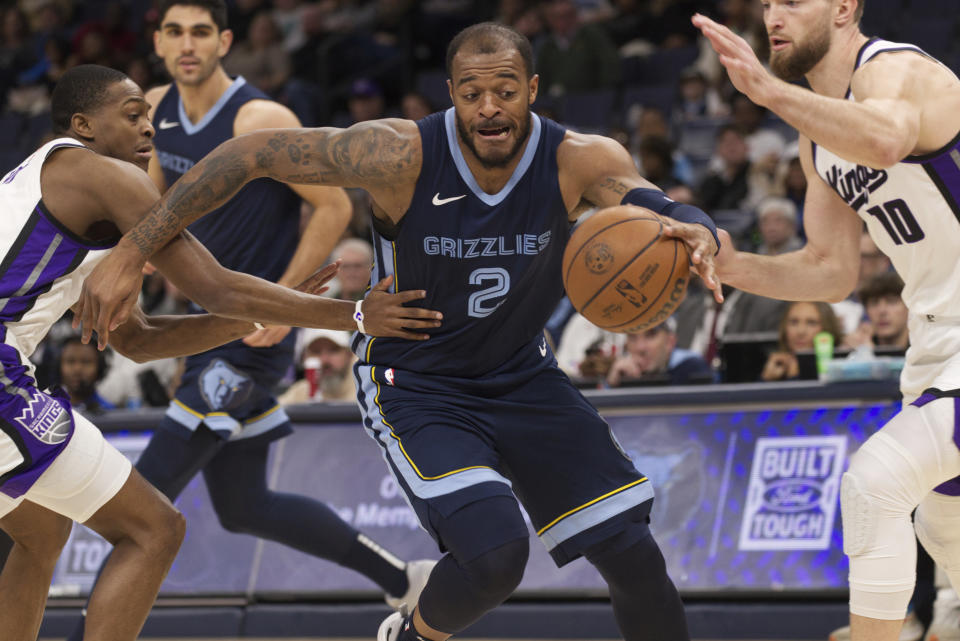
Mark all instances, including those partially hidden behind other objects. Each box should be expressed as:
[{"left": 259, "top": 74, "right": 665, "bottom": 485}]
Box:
[
  {"left": 15, "top": 390, "right": 70, "bottom": 445},
  {"left": 738, "top": 435, "right": 847, "bottom": 551}
]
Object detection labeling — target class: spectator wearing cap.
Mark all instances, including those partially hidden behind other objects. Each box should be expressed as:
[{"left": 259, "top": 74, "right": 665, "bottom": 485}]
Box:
[
  {"left": 280, "top": 329, "right": 357, "bottom": 403},
  {"left": 348, "top": 77, "right": 385, "bottom": 124},
  {"left": 606, "top": 317, "right": 714, "bottom": 387},
  {"left": 756, "top": 196, "right": 803, "bottom": 256}
]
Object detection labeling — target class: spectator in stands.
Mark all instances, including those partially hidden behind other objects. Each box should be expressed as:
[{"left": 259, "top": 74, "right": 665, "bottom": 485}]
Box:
[
  {"left": 730, "top": 92, "right": 787, "bottom": 166},
  {"left": 673, "top": 66, "right": 729, "bottom": 124},
  {"left": 607, "top": 316, "right": 713, "bottom": 386},
  {"left": 280, "top": 329, "right": 357, "bottom": 403},
  {"left": 57, "top": 335, "right": 114, "bottom": 417},
  {"left": 330, "top": 238, "right": 374, "bottom": 301},
  {"left": 554, "top": 311, "right": 624, "bottom": 378},
  {"left": 272, "top": 0, "right": 309, "bottom": 52},
  {"left": 761, "top": 301, "right": 843, "bottom": 381},
  {"left": 496, "top": 0, "right": 544, "bottom": 40},
  {"left": 535, "top": 0, "right": 620, "bottom": 97},
  {"left": 0, "top": 7, "right": 37, "bottom": 110},
  {"left": 400, "top": 91, "right": 434, "bottom": 120},
  {"left": 846, "top": 272, "right": 910, "bottom": 352},
  {"left": 696, "top": 124, "right": 751, "bottom": 211},
  {"left": 833, "top": 230, "right": 894, "bottom": 336},
  {"left": 755, "top": 196, "right": 803, "bottom": 256},
  {"left": 637, "top": 135, "right": 685, "bottom": 191},
  {"left": 347, "top": 77, "right": 386, "bottom": 124},
  {"left": 771, "top": 148, "right": 806, "bottom": 232},
  {"left": 224, "top": 11, "right": 291, "bottom": 97}
]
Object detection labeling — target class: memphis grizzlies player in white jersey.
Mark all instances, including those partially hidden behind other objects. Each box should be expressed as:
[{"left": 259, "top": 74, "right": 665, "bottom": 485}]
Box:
[
  {"left": 694, "top": 1, "right": 960, "bottom": 640},
  {"left": 0, "top": 64, "right": 440, "bottom": 641}
]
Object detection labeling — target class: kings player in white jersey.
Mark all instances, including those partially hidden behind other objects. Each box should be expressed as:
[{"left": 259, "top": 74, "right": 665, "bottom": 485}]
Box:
[
  {"left": 0, "top": 64, "right": 439, "bottom": 641},
  {"left": 692, "top": 1, "right": 960, "bottom": 640}
]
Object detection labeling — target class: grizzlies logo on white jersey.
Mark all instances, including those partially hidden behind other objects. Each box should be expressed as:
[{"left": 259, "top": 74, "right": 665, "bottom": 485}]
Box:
[{"left": 812, "top": 39, "right": 960, "bottom": 318}]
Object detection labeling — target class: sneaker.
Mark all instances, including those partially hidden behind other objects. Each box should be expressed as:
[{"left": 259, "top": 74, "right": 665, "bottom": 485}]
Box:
[
  {"left": 378, "top": 605, "right": 429, "bottom": 641},
  {"left": 926, "top": 587, "right": 960, "bottom": 641},
  {"left": 828, "top": 612, "right": 924, "bottom": 641},
  {"left": 385, "top": 559, "right": 437, "bottom": 611},
  {"left": 377, "top": 607, "right": 408, "bottom": 641}
]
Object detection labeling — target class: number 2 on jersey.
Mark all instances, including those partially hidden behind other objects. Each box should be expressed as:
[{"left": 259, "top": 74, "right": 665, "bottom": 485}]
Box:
[
  {"left": 468, "top": 268, "right": 510, "bottom": 318},
  {"left": 866, "top": 199, "right": 924, "bottom": 245}
]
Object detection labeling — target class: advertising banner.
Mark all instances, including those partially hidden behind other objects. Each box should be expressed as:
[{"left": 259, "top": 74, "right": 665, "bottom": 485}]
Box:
[{"left": 49, "top": 399, "right": 900, "bottom": 597}]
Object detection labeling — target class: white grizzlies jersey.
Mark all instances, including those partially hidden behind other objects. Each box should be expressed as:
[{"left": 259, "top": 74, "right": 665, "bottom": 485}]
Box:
[
  {"left": 812, "top": 39, "right": 960, "bottom": 318},
  {"left": 0, "top": 138, "right": 117, "bottom": 360}
]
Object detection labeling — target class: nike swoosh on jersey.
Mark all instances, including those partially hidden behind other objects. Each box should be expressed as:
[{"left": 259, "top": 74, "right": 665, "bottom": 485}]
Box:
[
  {"left": 432, "top": 193, "right": 466, "bottom": 206},
  {"left": 159, "top": 119, "right": 180, "bottom": 130}
]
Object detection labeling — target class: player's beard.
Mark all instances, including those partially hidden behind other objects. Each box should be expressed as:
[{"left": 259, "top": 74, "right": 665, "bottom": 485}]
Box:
[
  {"left": 769, "top": 16, "right": 832, "bottom": 81},
  {"left": 456, "top": 110, "right": 532, "bottom": 170}
]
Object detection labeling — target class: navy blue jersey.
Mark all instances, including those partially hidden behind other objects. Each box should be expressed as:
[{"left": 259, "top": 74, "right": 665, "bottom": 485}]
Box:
[
  {"left": 355, "top": 108, "right": 571, "bottom": 377},
  {"left": 153, "top": 76, "right": 299, "bottom": 376}
]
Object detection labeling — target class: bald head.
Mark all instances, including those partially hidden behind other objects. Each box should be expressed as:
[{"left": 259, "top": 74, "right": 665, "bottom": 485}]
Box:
[{"left": 446, "top": 22, "right": 534, "bottom": 80}]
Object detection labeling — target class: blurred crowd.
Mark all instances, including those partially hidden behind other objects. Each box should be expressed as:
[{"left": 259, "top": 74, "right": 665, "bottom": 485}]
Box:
[{"left": 0, "top": 0, "right": 938, "bottom": 408}]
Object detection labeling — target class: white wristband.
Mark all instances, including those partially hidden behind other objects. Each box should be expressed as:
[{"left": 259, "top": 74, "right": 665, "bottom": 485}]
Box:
[
  {"left": 253, "top": 322, "right": 265, "bottom": 330},
  {"left": 353, "top": 299, "right": 365, "bottom": 334}
]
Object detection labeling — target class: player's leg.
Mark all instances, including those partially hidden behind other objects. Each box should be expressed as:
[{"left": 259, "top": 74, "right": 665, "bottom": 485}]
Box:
[
  {"left": 355, "top": 364, "right": 529, "bottom": 641},
  {"left": 79, "top": 468, "right": 184, "bottom": 641},
  {"left": 914, "top": 481, "right": 960, "bottom": 641},
  {"left": 0, "top": 500, "right": 72, "bottom": 641},
  {"left": 498, "top": 365, "right": 686, "bottom": 641},
  {"left": 65, "top": 421, "right": 225, "bottom": 641},
  {"left": 202, "top": 438, "right": 417, "bottom": 603},
  {"left": 396, "top": 495, "right": 530, "bottom": 641},
  {"left": 843, "top": 395, "right": 960, "bottom": 641},
  {"left": 21, "top": 411, "right": 185, "bottom": 641},
  {"left": 584, "top": 520, "right": 688, "bottom": 641}
]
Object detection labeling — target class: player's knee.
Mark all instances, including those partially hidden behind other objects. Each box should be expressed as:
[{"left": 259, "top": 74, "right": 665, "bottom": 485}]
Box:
[
  {"left": 462, "top": 537, "right": 529, "bottom": 601},
  {"left": 841, "top": 437, "right": 926, "bottom": 557},
  {"left": 587, "top": 528, "right": 669, "bottom": 593},
  {"left": 151, "top": 504, "right": 186, "bottom": 561}
]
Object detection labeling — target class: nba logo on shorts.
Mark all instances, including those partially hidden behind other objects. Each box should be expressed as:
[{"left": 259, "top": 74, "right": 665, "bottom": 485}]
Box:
[
  {"left": 384, "top": 368, "right": 395, "bottom": 386},
  {"left": 738, "top": 435, "right": 847, "bottom": 550}
]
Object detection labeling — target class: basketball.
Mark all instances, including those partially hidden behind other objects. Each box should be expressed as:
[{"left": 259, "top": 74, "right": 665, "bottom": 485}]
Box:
[{"left": 562, "top": 205, "right": 690, "bottom": 333}]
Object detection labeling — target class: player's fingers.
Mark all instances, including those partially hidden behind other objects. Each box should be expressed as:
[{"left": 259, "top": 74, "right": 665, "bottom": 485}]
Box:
[
  {"left": 393, "top": 289, "right": 429, "bottom": 303},
  {"left": 372, "top": 274, "right": 394, "bottom": 292},
  {"left": 398, "top": 306, "right": 443, "bottom": 320},
  {"left": 388, "top": 328, "right": 431, "bottom": 341},
  {"left": 396, "top": 318, "right": 442, "bottom": 329}
]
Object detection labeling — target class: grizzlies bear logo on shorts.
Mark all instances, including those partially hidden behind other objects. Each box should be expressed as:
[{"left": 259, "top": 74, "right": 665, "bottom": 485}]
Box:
[{"left": 199, "top": 359, "right": 254, "bottom": 411}]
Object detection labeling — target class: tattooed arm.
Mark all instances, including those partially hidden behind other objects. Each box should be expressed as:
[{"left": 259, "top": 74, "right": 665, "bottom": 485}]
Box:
[
  {"left": 125, "top": 118, "right": 422, "bottom": 261},
  {"left": 76, "top": 119, "right": 422, "bottom": 339},
  {"left": 558, "top": 131, "right": 721, "bottom": 299}
]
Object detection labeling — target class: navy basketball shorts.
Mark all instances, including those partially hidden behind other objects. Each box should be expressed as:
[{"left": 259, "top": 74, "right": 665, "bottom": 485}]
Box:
[
  {"left": 355, "top": 362, "right": 654, "bottom": 566},
  {"left": 160, "top": 357, "right": 292, "bottom": 444}
]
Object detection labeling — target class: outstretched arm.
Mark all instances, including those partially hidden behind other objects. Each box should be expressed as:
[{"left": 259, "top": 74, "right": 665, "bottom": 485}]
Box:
[
  {"left": 692, "top": 13, "right": 923, "bottom": 168},
  {"left": 77, "top": 120, "right": 422, "bottom": 343},
  {"left": 715, "top": 139, "right": 862, "bottom": 301},
  {"left": 104, "top": 263, "right": 338, "bottom": 362},
  {"left": 74, "top": 156, "right": 439, "bottom": 348},
  {"left": 123, "top": 119, "right": 421, "bottom": 263}
]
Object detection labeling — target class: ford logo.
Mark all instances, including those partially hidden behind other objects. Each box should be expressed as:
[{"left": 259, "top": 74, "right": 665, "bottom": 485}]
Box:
[{"left": 761, "top": 479, "right": 823, "bottom": 513}]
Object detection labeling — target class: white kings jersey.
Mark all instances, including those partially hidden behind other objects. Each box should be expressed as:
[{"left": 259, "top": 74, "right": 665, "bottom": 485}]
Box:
[
  {"left": 812, "top": 39, "right": 960, "bottom": 318},
  {"left": 0, "top": 138, "right": 118, "bottom": 360}
]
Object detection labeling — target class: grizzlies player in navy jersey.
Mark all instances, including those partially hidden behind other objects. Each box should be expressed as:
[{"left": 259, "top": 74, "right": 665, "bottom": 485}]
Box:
[
  {"left": 64, "top": 3, "right": 437, "bottom": 638},
  {"left": 0, "top": 65, "right": 433, "bottom": 641},
  {"left": 77, "top": 23, "right": 724, "bottom": 641},
  {"left": 694, "top": 1, "right": 960, "bottom": 640}
]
